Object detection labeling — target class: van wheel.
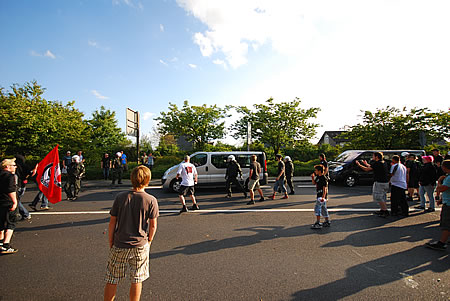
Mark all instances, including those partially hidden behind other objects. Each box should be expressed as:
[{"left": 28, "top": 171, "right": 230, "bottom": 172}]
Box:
[
  {"left": 344, "top": 175, "right": 357, "bottom": 187},
  {"left": 170, "top": 179, "right": 182, "bottom": 193}
]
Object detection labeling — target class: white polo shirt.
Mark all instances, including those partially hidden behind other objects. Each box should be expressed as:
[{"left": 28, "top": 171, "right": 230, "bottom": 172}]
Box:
[{"left": 390, "top": 163, "right": 407, "bottom": 189}]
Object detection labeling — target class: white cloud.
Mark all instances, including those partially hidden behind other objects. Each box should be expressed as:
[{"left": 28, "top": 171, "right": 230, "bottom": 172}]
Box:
[
  {"left": 213, "top": 59, "right": 227, "bottom": 70},
  {"left": 91, "top": 90, "right": 109, "bottom": 100},
  {"left": 159, "top": 59, "right": 168, "bottom": 66},
  {"left": 188, "top": 63, "right": 197, "bottom": 69},
  {"left": 88, "top": 40, "right": 110, "bottom": 51},
  {"left": 30, "top": 49, "right": 56, "bottom": 59},
  {"left": 112, "top": 0, "right": 143, "bottom": 10},
  {"left": 142, "top": 112, "right": 154, "bottom": 120},
  {"left": 160, "top": 24, "right": 164, "bottom": 32}
]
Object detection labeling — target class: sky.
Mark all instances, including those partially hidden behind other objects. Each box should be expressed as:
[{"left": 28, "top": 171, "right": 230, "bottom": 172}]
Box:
[{"left": 1, "top": 0, "right": 449, "bottom": 146}]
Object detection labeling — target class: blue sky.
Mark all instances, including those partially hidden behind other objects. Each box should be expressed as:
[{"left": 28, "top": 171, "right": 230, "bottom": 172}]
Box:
[{"left": 1, "top": 0, "right": 449, "bottom": 146}]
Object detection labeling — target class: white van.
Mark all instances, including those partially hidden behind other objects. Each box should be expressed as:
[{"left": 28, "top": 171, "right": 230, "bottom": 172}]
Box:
[{"left": 161, "top": 151, "right": 268, "bottom": 192}]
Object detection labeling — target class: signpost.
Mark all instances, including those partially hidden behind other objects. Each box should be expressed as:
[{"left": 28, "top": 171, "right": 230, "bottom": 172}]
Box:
[{"left": 126, "top": 108, "right": 140, "bottom": 163}]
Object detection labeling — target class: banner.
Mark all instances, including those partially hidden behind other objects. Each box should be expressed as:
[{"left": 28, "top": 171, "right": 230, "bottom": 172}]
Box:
[{"left": 36, "top": 145, "right": 62, "bottom": 204}]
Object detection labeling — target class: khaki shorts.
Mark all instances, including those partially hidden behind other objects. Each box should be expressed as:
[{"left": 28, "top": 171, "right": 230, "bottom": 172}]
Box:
[
  {"left": 105, "top": 243, "right": 150, "bottom": 284},
  {"left": 372, "top": 182, "right": 389, "bottom": 203},
  {"left": 248, "top": 179, "right": 260, "bottom": 191}
]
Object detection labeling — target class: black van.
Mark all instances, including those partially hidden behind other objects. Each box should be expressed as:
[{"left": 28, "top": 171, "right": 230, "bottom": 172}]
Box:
[{"left": 329, "top": 150, "right": 425, "bottom": 187}]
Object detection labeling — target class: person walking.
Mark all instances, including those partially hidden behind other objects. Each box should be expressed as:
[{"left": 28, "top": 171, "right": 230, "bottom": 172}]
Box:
[
  {"left": 425, "top": 160, "right": 450, "bottom": 251},
  {"left": 389, "top": 155, "right": 409, "bottom": 217},
  {"left": 101, "top": 153, "right": 111, "bottom": 180},
  {"left": 121, "top": 151, "right": 128, "bottom": 172},
  {"left": 62, "top": 151, "right": 72, "bottom": 174},
  {"left": 310, "top": 164, "right": 331, "bottom": 229},
  {"left": 225, "top": 155, "right": 247, "bottom": 199},
  {"left": 356, "top": 152, "right": 390, "bottom": 217},
  {"left": 247, "top": 155, "right": 265, "bottom": 205},
  {"left": 319, "top": 153, "right": 329, "bottom": 179},
  {"left": 405, "top": 154, "right": 420, "bottom": 202},
  {"left": 416, "top": 155, "right": 437, "bottom": 212},
  {"left": 284, "top": 156, "right": 295, "bottom": 195},
  {"left": 0, "top": 159, "right": 19, "bottom": 254},
  {"left": 14, "top": 154, "right": 36, "bottom": 220},
  {"left": 104, "top": 165, "right": 159, "bottom": 301},
  {"left": 176, "top": 155, "right": 199, "bottom": 214},
  {"left": 271, "top": 154, "right": 288, "bottom": 200},
  {"left": 147, "top": 153, "right": 154, "bottom": 171},
  {"left": 111, "top": 152, "right": 123, "bottom": 185},
  {"left": 64, "top": 155, "right": 85, "bottom": 201}
]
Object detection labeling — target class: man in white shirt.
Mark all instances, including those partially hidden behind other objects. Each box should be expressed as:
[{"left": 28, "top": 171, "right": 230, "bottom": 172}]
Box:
[
  {"left": 176, "top": 155, "right": 199, "bottom": 214},
  {"left": 390, "top": 155, "right": 408, "bottom": 217}
]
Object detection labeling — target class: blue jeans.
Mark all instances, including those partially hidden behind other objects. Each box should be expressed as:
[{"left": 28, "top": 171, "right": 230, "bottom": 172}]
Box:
[
  {"left": 17, "top": 187, "right": 30, "bottom": 218},
  {"left": 273, "top": 178, "right": 287, "bottom": 193},
  {"left": 314, "top": 198, "right": 329, "bottom": 217},
  {"left": 31, "top": 191, "right": 49, "bottom": 208},
  {"left": 419, "top": 184, "right": 435, "bottom": 209},
  {"left": 103, "top": 168, "right": 110, "bottom": 180}
]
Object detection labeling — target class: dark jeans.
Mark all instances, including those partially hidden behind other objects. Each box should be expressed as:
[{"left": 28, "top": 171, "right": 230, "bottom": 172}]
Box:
[
  {"left": 226, "top": 177, "right": 245, "bottom": 196},
  {"left": 31, "top": 191, "right": 49, "bottom": 208},
  {"left": 17, "top": 187, "right": 30, "bottom": 218},
  {"left": 103, "top": 168, "right": 110, "bottom": 180},
  {"left": 286, "top": 175, "right": 294, "bottom": 193},
  {"left": 112, "top": 169, "right": 123, "bottom": 184},
  {"left": 391, "top": 185, "right": 409, "bottom": 215}
]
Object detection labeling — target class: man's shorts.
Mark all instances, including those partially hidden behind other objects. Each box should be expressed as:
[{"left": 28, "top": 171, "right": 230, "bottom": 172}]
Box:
[
  {"left": 179, "top": 185, "right": 195, "bottom": 196},
  {"left": 0, "top": 207, "right": 18, "bottom": 231},
  {"left": 408, "top": 178, "right": 419, "bottom": 189},
  {"left": 440, "top": 204, "right": 450, "bottom": 231},
  {"left": 248, "top": 179, "right": 260, "bottom": 191},
  {"left": 105, "top": 243, "right": 150, "bottom": 284},
  {"left": 372, "top": 182, "right": 389, "bottom": 203}
]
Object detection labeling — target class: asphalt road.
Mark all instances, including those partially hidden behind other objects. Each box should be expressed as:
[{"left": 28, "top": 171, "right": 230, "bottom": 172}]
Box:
[{"left": 1, "top": 181, "right": 449, "bottom": 301}]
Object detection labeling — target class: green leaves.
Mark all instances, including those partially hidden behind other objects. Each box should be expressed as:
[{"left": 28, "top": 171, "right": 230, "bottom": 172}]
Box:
[
  {"left": 155, "top": 100, "right": 229, "bottom": 149},
  {"left": 231, "top": 98, "right": 320, "bottom": 154}
]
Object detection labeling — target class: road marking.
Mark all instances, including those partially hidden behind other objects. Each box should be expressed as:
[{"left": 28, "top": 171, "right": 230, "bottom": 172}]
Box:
[
  {"left": 29, "top": 208, "right": 440, "bottom": 215},
  {"left": 145, "top": 186, "right": 163, "bottom": 189}
]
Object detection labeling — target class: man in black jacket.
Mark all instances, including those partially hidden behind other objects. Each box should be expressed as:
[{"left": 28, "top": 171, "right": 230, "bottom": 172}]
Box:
[{"left": 225, "top": 155, "right": 247, "bottom": 199}]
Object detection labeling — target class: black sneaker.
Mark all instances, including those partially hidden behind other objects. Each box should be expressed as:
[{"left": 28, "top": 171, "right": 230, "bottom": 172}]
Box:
[
  {"left": 247, "top": 200, "right": 255, "bottom": 205},
  {"left": 244, "top": 192, "right": 248, "bottom": 198},
  {"left": 311, "top": 222, "right": 322, "bottom": 229},
  {"left": 179, "top": 205, "right": 188, "bottom": 214},
  {"left": 289, "top": 191, "right": 295, "bottom": 195},
  {"left": 259, "top": 197, "right": 265, "bottom": 202},
  {"left": 226, "top": 194, "right": 232, "bottom": 198},
  {"left": 322, "top": 221, "right": 331, "bottom": 227},
  {"left": 191, "top": 204, "right": 200, "bottom": 210},
  {"left": 425, "top": 241, "right": 447, "bottom": 251},
  {"left": 373, "top": 210, "right": 389, "bottom": 217},
  {"left": 415, "top": 205, "right": 425, "bottom": 210},
  {"left": 29, "top": 204, "right": 37, "bottom": 211},
  {"left": 0, "top": 246, "right": 18, "bottom": 254},
  {"left": 425, "top": 208, "right": 435, "bottom": 212}
]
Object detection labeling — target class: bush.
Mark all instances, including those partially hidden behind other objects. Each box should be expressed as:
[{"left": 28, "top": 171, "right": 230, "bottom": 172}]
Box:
[{"left": 267, "top": 159, "right": 319, "bottom": 176}]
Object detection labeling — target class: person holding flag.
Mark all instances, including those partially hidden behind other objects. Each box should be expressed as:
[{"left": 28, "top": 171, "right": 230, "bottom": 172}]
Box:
[{"left": 30, "top": 146, "right": 62, "bottom": 210}]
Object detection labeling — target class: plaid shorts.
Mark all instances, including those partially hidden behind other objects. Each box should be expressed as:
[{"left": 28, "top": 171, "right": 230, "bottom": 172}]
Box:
[{"left": 105, "top": 243, "right": 150, "bottom": 284}]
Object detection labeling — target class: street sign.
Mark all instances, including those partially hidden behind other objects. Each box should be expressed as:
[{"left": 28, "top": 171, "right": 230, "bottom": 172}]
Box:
[{"left": 126, "top": 108, "right": 139, "bottom": 137}]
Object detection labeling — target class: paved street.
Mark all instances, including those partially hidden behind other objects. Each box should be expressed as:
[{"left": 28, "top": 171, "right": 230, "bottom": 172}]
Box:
[{"left": 1, "top": 180, "right": 449, "bottom": 300}]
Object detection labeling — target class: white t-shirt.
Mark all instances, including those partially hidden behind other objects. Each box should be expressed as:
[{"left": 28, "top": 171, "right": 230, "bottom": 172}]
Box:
[
  {"left": 390, "top": 163, "right": 407, "bottom": 189},
  {"left": 177, "top": 162, "right": 197, "bottom": 187}
]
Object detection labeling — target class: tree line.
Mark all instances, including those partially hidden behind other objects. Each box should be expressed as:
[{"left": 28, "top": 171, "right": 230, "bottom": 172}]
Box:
[{"left": 1, "top": 81, "right": 448, "bottom": 167}]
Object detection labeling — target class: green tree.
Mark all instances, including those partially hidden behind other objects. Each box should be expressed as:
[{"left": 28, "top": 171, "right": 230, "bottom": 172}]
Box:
[
  {"left": 231, "top": 98, "right": 320, "bottom": 154},
  {"left": 86, "top": 106, "right": 127, "bottom": 150},
  {"left": 341, "top": 107, "right": 449, "bottom": 149},
  {"left": 0, "top": 81, "right": 89, "bottom": 157},
  {"left": 155, "top": 100, "right": 229, "bottom": 149}
]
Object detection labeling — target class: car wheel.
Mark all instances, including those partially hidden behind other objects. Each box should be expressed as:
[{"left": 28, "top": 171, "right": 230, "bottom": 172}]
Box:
[
  {"left": 170, "top": 179, "right": 182, "bottom": 193},
  {"left": 344, "top": 175, "right": 357, "bottom": 187}
]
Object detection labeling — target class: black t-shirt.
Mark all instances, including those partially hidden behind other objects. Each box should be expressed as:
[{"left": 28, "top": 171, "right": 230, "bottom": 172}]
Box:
[
  {"left": 370, "top": 160, "right": 389, "bottom": 183},
  {"left": 277, "top": 161, "right": 285, "bottom": 180},
  {"left": 405, "top": 160, "right": 419, "bottom": 178},
  {"left": 316, "top": 175, "right": 328, "bottom": 198},
  {"left": 0, "top": 170, "right": 16, "bottom": 208},
  {"left": 102, "top": 157, "right": 111, "bottom": 168},
  {"left": 249, "top": 162, "right": 261, "bottom": 180}
]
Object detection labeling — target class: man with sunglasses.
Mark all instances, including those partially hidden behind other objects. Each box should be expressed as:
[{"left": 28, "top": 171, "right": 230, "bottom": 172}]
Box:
[{"left": 0, "top": 158, "right": 19, "bottom": 254}]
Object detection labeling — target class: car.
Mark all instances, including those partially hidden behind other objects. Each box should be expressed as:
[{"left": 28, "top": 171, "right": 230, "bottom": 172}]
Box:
[
  {"left": 161, "top": 151, "right": 268, "bottom": 192},
  {"left": 328, "top": 149, "right": 425, "bottom": 187}
]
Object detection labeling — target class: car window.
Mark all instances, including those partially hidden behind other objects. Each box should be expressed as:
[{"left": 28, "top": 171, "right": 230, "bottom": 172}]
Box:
[
  {"left": 211, "top": 155, "right": 228, "bottom": 169},
  {"left": 334, "top": 151, "right": 362, "bottom": 163},
  {"left": 236, "top": 155, "right": 251, "bottom": 168},
  {"left": 358, "top": 152, "right": 373, "bottom": 162},
  {"left": 190, "top": 154, "right": 207, "bottom": 167}
]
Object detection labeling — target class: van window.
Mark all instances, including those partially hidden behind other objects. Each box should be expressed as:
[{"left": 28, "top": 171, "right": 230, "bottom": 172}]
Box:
[
  {"left": 359, "top": 152, "right": 373, "bottom": 162},
  {"left": 335, "top": 151, "right": 362, "bottom": 163},
  {"left": 236, "top": 155, "right": 252, "bottom": 168},
  {"left": 211, "top": 155, "right": 228, "bottom": 169},
  {"left": 190, "top": 154, "right": 207, "bottom": 167}
]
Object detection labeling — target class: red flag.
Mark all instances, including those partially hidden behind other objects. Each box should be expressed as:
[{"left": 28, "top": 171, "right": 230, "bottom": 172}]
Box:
[{"left": 36, "top": 145, "right": 62, "bottom": 204}]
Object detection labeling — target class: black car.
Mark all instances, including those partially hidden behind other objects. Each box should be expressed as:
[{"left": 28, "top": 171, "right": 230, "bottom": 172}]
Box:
[{"left": 329, "top": 149, "right": 425, "bottom": 187}]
